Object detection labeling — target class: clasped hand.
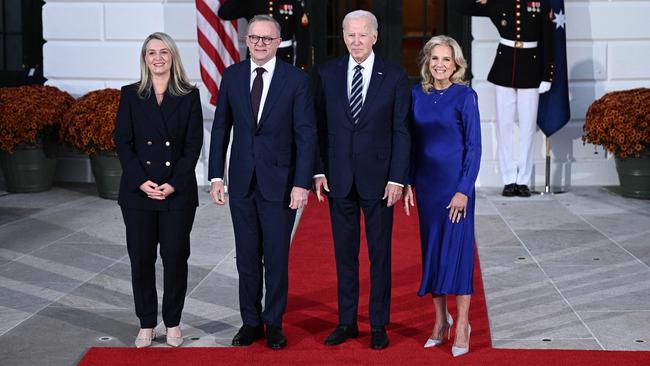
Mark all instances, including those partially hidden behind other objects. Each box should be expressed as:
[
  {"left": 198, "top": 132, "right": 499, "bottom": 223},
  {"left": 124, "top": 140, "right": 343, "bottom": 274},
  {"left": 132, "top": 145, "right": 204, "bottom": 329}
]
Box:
[{"left": 140, "top": 180, "right": 175, "bottom": 200}]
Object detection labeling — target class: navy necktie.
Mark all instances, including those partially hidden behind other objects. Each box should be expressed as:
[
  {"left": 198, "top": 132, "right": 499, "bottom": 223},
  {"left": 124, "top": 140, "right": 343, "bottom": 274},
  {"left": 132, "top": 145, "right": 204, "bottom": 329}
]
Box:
[
  {"left": 349, "top": 65, "right": 363, "bottom": 124},
  {"left": 251, "top": 67, "right": 265, "bottom": 123}
]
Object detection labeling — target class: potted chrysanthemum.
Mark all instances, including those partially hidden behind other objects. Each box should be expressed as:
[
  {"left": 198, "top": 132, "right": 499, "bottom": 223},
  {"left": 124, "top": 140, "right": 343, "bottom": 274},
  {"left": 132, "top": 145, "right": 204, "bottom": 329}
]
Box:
[
  {"left": 0, "top": 85, "right": 74, "bottom": 192},
  {"left": 60, "top": 88, "right": 122, "bottom": 199},
  {"left": 583, "top": 88, "right": 650, "bottom": 198}
]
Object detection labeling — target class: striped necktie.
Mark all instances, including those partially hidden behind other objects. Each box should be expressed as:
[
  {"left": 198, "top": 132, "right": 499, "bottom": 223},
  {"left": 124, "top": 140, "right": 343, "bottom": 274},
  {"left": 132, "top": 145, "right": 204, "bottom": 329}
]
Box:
[{"left": 349, "top": 65, "right": 363, "bottom": 124}]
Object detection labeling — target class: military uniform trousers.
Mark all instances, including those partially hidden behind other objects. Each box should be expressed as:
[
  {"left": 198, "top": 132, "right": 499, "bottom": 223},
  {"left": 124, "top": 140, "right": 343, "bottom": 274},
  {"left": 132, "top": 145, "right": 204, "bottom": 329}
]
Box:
[{"left": 495, "top": 85, "right": 539, "bottom": 185}]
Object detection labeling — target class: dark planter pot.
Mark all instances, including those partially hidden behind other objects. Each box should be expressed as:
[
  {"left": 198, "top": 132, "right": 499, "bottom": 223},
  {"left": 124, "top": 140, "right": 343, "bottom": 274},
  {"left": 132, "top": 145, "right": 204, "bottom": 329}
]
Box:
[
  {"left": 0, "top": 144, "right": 56, "bottom": 193},
  {"left": 90, "top": 151, "right": 122, "bottom": 200},
  {"left": 615, "top": 149, "right": 650, "bottom": 199}
]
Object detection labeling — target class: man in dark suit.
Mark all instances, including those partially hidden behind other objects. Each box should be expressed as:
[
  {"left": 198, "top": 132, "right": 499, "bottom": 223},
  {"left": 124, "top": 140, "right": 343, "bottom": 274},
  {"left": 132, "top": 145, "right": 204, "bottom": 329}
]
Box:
[
  {"left": 312, "top": 10, "right": 410, "bottom": 350},
  {"left": 208, "top": 15, "right": 316, "bottom": 350},
  {"left": 458, "top": 0, "right": 555, "bottom": 197},
  {"left": 217, "top": 0, "right": 311, "bottom": 70}
]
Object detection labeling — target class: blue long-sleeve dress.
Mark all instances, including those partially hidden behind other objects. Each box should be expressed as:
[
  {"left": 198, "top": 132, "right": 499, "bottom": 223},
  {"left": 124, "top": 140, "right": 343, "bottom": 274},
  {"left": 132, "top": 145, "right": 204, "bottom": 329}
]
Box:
[{"left": 410, "top": 83, "right": 481, "bottom": 296}]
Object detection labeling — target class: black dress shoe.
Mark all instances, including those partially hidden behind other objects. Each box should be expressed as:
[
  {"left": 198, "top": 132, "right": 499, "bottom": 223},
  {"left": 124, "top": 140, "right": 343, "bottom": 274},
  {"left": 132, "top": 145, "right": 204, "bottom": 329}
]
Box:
[
  {"left": 370, "top": 326, "right": 389, "bottom": 350},
  {"left": 502, "top": 183, "right": 518, "bottom": 197},
  {"left": 517, "top": 184, "right": 531, "bottom": 197},
  {"left": 231, "top": 324, "right": 264, "bottom": 346},
  {"left": 324, "top": 324, "right": 359, "bottom": 346},
  {"left": 265, "top": 324, "right": 287, "bottom": 350}
]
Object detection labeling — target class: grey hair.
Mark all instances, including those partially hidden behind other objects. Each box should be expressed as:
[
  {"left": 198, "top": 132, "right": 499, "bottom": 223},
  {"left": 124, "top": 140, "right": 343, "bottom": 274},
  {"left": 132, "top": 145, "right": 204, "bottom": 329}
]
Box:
[
  {"left": 248, "top": 14, "right": 282, "bottom": 37},
  {"left": 342, "top": 10, "right": 378, "bottom": 33},
  {"left": 137, "top": 32, "right": 194, "bottom": 99}
]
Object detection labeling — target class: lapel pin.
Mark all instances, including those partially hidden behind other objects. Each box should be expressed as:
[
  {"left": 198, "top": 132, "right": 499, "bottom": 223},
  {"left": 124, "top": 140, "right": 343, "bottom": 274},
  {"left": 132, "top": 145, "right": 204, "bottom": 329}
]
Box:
[{"left": 378, "top": 72, "right": 383, "bottom": 75}]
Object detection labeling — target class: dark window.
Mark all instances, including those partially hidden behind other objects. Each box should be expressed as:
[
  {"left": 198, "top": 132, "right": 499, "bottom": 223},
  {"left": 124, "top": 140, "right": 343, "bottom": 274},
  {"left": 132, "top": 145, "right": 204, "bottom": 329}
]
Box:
[
  {"left": 0, "top": 0, "right": 44, "bottom": 86},
  {"left": 324, "top": 1, "right": 373, "bottom": 61},
  {"left": 306, "top": 0, "right": 470, "bottom": 80}
]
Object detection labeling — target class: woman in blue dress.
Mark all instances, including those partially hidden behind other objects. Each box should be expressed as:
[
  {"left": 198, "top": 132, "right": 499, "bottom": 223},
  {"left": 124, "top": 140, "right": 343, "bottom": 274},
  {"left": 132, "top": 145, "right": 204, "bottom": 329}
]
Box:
[{"left": 403, "top": 35, "right": 481, "bottom": 357}]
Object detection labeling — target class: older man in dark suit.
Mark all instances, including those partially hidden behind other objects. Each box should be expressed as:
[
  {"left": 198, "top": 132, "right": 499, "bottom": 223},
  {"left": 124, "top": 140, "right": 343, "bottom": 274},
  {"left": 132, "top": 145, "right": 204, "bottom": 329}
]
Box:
[
  {"left": 313, "top": 10, "right": 410, "bottom": 350},
  {"left": 208, "top": 14, "right": 316, "bottom": 350}
]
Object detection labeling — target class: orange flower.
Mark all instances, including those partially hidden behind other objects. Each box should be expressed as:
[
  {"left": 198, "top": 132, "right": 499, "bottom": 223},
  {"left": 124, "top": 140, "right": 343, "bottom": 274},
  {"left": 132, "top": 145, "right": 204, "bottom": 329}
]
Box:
[
  {"left": 583, "top": 88, "right": 650, "bottom": 158},
  {"left": 60, "top": 89, "right": 120, "bottom": 155},
  {"left": 0, "top": 85, "right": 74, "bottom": 152}
]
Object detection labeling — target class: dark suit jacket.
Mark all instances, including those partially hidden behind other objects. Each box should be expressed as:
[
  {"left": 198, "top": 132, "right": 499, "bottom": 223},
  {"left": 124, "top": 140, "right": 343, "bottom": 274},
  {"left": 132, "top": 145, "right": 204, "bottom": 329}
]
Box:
[
  {"left": 208, "top": 59, "right": 317, "bottom": 202},
  {"left": 457, "top": 0, "right": 554, "bottom": 88},
  {"left": 114, "top": 84, "right": 204, "bottom": 210},
  {"left": 314, "top": 54, "right": 411, "bottom": 200}
]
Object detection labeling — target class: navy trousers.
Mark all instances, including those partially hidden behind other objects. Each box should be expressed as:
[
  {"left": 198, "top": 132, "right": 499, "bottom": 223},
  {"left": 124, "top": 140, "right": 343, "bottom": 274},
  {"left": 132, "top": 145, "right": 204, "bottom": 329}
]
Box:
[
  {"left": 328, "top": 183, "right": 393, "bottom": 327},
  {"left": 121, "top": 208, "right": 196, "bottom": 328},
  {"left": 229, "top": 176, "right": 296, "bottom": 327}
]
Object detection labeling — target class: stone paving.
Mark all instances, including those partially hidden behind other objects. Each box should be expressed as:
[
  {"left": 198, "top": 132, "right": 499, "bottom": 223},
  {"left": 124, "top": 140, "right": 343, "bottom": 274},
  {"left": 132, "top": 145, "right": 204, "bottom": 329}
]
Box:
[{"left": 0, "top": 184, "right": 648, "bottom": 365}]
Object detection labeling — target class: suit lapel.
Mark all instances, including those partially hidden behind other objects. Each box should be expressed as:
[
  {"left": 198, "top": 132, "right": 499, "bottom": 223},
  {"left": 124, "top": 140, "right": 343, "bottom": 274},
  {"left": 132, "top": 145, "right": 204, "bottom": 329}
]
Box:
[
  {"left": 357, "top": 56, "right": 385, "bottom": 126},
  {"left": 140, "top": 91, "right": 169, "bottom": 138},
  {"left": 336, "top": 56, "right": 354, "bottom": 124},
  {"left": 160, "top": 92, "right": 181, "bottom": 135},
  {"left": 257, "top": 60, "right": 288, "bottom": 131},
  {"left": 238, "top": 59, "right": 255, "bottom": 127}
]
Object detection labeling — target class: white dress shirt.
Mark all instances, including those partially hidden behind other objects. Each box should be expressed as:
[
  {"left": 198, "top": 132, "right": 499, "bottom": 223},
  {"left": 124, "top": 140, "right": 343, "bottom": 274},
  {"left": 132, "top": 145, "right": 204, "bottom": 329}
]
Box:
[
  {"left": 250, "top": 56, "right": 276, "bottom": 123},
  {"left": 347, "top": 51, "right": 374, "bottom": 103}
]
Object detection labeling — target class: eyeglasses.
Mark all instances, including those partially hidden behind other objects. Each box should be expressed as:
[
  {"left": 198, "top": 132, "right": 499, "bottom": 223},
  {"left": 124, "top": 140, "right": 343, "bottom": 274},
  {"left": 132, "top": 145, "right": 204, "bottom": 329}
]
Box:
[{"left": 247, "top": 35, "right": 279, "bottom": 45}]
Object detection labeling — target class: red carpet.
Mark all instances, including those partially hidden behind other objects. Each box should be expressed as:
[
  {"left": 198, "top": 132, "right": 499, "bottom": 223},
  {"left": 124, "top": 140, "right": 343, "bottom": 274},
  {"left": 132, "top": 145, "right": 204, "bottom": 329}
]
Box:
[{"left": 80, "top": 197, "right": 650, "bottom": 365}]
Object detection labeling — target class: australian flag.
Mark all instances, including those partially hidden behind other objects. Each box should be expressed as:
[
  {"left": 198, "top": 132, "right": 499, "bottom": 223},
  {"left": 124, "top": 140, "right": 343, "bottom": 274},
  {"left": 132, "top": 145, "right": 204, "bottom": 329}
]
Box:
[{"left": 537, "top": 0, "right": 570, "bottom": 136}]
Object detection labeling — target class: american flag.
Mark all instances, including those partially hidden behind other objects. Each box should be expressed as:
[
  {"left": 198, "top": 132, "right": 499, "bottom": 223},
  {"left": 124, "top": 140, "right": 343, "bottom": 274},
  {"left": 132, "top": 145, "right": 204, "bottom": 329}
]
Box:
[{"left": 196, "top": 0, "right": 240, "bottom": 105}]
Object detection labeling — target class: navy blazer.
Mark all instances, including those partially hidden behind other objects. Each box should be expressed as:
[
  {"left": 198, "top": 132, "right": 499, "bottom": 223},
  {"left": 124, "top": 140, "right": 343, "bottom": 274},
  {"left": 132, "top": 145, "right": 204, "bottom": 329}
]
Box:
[
  {"left": 114, "top": 84, "right": 204, "bottom": 210},
  {"left": 314, "top": 54, "right": 411, "bottom": 199},
  {"left": 208, "top": 59, "right": 317, "bottom": 202}
]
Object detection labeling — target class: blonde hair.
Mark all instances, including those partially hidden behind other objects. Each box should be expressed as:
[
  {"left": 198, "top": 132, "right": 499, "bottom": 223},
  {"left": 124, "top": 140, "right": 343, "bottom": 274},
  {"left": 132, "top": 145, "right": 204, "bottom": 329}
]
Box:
[
  {"left": 137, "top": 32, "right": 194, "bottom": 99},
  {"left": 419, "top": 35, "right": 467, "bottom": 93}
]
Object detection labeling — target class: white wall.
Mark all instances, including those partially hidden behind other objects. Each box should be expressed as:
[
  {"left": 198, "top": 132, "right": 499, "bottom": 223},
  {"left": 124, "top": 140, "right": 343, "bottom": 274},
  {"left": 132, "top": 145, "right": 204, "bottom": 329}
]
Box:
[
  {"left": 43, "top": 0, "right": 215, "bottom": 184},
  {"left": 470, "top": 0, "right": 650, "bottom": 189},
  {"left": 43, "top": 0, "right": 650, "bottom": 188}
]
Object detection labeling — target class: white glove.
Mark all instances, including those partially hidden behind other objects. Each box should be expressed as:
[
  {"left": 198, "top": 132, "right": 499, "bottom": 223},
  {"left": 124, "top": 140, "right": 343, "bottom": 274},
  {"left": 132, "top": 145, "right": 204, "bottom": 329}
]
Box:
[{"left": 538, "top": 81, "right": 551, "bottom": 94}]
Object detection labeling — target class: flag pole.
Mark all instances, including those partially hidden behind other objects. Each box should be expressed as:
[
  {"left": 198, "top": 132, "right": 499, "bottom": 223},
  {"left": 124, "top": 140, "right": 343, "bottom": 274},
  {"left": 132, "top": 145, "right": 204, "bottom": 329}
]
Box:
[
  {"left": 539, "top": 136, "right": 552, "bottom": 195},
  {"left": 537, "top": 135, "right": 566, "bottom": 195}
]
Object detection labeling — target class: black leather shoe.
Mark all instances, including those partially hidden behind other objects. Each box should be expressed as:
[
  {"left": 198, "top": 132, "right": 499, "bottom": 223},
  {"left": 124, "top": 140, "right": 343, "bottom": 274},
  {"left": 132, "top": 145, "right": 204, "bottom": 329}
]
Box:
[
  {"left": 370, "top": 326, "right": 389, "bottom": 350},
  {"left": 324, "top": 324, "right": 359, "bottom": 346},
  {"left": 517, "top": 184, "right": 531, "bottom": 197},
  {"left": 502, "top": 183, "right": 518, "bottom": 197},
  {"left": 231, "top": 324, "right": 264, "bottom": 346},
  {"left": 265, "top": 324, "right": 287, "bottom": 350}
]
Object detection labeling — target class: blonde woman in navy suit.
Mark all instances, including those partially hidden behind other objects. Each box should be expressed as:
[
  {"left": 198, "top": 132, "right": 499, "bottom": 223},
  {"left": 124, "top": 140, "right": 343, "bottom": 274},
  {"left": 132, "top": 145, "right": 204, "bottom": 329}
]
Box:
[{"left": 114, "top": 32, "right": 203, "bottom": 348}]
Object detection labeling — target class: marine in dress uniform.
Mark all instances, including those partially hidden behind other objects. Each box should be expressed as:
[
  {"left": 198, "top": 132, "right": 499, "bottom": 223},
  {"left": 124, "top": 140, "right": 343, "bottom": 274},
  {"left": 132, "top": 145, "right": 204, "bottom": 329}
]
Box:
[
  {"left": 458, "top": 0, "right": 555, "bottom": 197},
  {"left": 218, "top": 0, "right": 311, "bottom": 70}
]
